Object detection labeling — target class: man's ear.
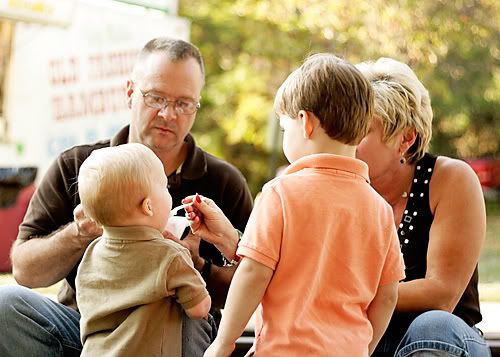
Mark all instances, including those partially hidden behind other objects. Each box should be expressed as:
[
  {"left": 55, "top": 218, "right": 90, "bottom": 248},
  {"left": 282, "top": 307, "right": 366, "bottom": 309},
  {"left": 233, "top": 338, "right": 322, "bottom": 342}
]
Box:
[
  {"left": 399, "top": 127, "right": 417, "bottom": 155},
  {"left": 126, "top": 80, "right": 134, "bottom": 109},
  {"left": 141, "top": 197, "right": 154, "bottom": 217},
  {"left": 298, "top": 110, "right": 314, "bottom": 139}
]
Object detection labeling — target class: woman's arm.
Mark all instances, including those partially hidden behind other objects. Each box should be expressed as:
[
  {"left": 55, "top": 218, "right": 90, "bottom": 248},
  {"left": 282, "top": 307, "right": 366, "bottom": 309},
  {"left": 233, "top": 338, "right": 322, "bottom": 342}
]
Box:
[
  {"left": 396, "top": 157, "right": 486, "bottom": 312},
  {"left": 184, "top": 195, "right": 241, "bottom": 261},
  {"left": 165, "top": 196, "right": 241, "bottom": 308}
]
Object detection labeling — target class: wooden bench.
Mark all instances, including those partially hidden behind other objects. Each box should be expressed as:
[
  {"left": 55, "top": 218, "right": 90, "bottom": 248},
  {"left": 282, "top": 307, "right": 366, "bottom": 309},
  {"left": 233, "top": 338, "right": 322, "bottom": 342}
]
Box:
[
  {"left": 486, "top": 332, "right": 500, "bottom": 356},
  {"left": 233, "top": 330, "right": 254, "bottom": 357}
]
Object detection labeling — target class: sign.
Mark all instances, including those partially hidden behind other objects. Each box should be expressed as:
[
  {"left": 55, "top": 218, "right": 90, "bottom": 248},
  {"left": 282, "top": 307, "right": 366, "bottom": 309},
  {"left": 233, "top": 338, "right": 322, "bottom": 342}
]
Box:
[
  {"left": 113, "top": 0, "right": 178, "bottom": 15},
  {"left": 3, "top": 0, "right": 189, "bottom": 180},
  {"left": 0, "top": 0, "right": 77, "bottom": 27}
]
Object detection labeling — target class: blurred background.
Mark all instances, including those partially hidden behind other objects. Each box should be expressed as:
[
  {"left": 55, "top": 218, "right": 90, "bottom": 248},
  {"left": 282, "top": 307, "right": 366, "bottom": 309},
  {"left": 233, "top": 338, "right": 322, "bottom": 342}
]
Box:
[{"left": 0, "top": 0, "right": 499, "bottom": 297}]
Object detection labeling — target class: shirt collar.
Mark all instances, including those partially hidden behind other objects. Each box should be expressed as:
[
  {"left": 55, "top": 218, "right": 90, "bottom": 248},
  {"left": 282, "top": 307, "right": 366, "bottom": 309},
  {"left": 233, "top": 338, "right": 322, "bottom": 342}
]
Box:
[
  {"left": 110, "top": 125, "right": 129, "bottom": 146},
  {"left": 284, "top": 153, "right": 370, "bottom": 183},
  {"left": 103, "top": 225, "right": 163, "bottom": 241},
  {"left": 180, "top": 134, "right": 207, "bottom": 180}
]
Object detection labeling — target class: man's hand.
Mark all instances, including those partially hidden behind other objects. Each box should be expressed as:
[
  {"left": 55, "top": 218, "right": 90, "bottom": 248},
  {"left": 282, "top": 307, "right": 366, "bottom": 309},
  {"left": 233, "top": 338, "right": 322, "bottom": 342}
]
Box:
[
  {"left": 73, "top": 204, "right": 103, "bottom": 242},
  {"left": 11, "top": 204, "right": 103, "bottom": 287}
]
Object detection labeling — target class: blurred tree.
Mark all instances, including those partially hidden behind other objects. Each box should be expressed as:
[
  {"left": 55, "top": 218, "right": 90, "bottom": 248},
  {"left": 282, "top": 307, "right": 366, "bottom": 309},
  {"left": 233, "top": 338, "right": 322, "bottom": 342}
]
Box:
[{"left": 179, "top": 0, "right": 499, "bottom": 196}]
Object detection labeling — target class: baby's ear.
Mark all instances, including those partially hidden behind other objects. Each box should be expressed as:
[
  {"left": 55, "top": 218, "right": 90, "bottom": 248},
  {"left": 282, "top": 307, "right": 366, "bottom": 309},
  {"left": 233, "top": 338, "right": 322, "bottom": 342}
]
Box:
[{"left": 141, "top": 197, "right": 154, "bottom": 216}]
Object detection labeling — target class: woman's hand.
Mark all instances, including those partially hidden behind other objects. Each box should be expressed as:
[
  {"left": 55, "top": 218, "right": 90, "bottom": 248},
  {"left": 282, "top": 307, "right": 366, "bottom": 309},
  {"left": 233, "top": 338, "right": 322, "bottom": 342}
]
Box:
[{"left": 183, "top": 194, "right": 240, "bottom": 261}]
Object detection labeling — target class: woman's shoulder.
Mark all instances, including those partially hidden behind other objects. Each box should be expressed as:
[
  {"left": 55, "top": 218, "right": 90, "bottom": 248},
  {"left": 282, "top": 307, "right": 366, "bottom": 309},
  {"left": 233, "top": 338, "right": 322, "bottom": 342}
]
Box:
[
  {"left": 433, "top": 155, "right": 478, "bottom": 182},
  {"left": 429, "top": 155, "right": 482, "bottom": 206}
]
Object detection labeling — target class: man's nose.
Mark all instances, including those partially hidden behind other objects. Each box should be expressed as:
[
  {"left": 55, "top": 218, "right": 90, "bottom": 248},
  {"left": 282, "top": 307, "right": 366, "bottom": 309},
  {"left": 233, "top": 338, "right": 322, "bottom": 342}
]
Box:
[{"left": 157, "top": 103, "right": 177, "bottom": 119}]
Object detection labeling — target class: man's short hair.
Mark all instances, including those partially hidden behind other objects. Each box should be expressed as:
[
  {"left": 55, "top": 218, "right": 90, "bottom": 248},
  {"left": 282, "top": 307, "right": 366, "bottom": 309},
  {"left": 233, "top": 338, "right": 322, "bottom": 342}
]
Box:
[
  {"left": 356, "top": 57, "right": 433, "bottom": 163},
  {"left": 274, "top": 53, "right": 374, "bottom": 145},
  {"left": 132, "top": 37, "right": 205, "bottom": 83},
  {"left": 78, "top": 144, "right": 159, "bottom": 226}
]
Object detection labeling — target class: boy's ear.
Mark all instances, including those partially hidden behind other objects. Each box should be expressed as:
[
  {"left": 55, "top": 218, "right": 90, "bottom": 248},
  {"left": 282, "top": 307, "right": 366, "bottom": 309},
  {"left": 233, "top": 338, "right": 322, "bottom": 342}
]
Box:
[
  {"left": 298, "top": 110, "right": 314, "bottom": 139},
  {"left": 141, "top": 197, "right": 154, "bottom": 217}
]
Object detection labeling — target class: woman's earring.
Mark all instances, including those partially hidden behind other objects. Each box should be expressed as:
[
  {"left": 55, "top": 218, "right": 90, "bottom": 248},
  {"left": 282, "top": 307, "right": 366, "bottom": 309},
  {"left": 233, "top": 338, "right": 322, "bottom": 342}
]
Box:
[{"left": 400, "top": 155, "right": 406, "bottom": 164}]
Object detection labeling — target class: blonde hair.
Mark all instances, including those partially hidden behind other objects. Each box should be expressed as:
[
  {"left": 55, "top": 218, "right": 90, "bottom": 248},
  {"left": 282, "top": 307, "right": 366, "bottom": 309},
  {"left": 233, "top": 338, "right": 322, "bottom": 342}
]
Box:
[
  {"left": 274, "top": 53, "right": 373, "bottom": 145},
  {"left": 78, "top": 143, "right": 160, "bottom": 226},
  {"left": 356, "top": 58, "right": 433, "bottom": 163}
]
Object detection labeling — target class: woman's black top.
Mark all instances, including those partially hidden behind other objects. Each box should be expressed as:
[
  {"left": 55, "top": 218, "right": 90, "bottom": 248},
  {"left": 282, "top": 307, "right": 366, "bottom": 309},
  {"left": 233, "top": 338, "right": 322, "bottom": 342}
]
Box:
[{"left": 391, "top": 153, "right": 482, "bottom": 332}]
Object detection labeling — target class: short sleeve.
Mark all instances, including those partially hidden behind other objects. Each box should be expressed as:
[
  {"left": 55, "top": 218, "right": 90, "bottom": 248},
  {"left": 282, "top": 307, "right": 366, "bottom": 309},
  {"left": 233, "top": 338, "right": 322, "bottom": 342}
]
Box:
[
  {"left": 237, "top": 185, "right": 283, "bottom": 270},
  {"left": 17, "top": 153, "right": 78, "bottom": 242},
  {"left": 166, "top": 249, "right": 209, "bottom": 310}
]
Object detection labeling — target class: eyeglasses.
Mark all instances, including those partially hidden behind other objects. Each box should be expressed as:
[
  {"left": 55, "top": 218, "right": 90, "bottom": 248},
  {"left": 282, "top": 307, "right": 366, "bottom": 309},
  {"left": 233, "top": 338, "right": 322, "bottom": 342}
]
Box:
[{"left": 139, "top": 89, "right": 201, "bottom": 115}]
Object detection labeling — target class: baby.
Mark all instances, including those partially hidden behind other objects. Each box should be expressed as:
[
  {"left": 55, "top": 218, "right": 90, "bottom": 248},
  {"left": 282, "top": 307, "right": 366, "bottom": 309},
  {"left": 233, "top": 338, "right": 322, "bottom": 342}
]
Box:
[{"left": 76, "top": 143, "right": 211, "bottom": 356}]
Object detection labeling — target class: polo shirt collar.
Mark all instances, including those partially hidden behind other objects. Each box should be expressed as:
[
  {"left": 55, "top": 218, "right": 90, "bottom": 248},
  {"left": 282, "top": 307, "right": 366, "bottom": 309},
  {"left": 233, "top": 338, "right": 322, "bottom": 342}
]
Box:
[
  {"left": 110, "top": 125, "right": 207, "bottom": 180},
  {"left": 103, "top": 225, "right": 163, "bottom": 242},
  {"left": 110, "top": 125, "right": 129, "bottom": 146},
  {"left": 181, "top": 134, "right": 207, "bottom": 180},
  {"left": 284, "top": 153, "right": 370, "bottom": 183}
]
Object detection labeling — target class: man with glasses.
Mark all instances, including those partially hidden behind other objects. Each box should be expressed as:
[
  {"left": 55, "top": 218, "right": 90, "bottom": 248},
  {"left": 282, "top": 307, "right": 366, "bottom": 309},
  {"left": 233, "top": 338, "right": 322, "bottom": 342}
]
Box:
[{"left": 0, "top": 38, "right": 253, "bottom": 356}]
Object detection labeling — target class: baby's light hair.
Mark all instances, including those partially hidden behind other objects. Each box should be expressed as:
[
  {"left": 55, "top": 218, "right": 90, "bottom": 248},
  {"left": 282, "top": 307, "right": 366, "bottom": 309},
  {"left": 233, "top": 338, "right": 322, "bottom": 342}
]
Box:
[
  {"left": 356, "top": 58, "right": 433, "bottom": 163},
  {"left": 78, "top": 143, "right": 161, "bottom": 226},
  {"left": 274, "top": 53, "right": 374, "bottom": 145}
]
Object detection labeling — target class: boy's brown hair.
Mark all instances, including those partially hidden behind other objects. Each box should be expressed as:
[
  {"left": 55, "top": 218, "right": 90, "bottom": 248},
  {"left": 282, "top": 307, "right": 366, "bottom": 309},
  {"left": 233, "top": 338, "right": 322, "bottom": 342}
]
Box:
[{"left": 274, "top": 53, "right": 374, "bottom": 145}]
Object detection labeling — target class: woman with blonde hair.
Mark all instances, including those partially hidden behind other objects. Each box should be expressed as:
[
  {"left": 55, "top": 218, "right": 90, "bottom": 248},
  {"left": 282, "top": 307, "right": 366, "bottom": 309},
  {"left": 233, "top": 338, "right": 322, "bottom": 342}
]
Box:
[{"left": 356, "top": 57, "right": 490, "bottom": 356}]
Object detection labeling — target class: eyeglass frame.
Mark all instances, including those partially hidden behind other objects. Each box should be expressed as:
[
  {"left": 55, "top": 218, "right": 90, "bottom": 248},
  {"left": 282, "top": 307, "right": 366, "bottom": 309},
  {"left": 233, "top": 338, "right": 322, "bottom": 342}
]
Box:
[{"left": 139, "top": 89, "right": 201, "bottom": 115}]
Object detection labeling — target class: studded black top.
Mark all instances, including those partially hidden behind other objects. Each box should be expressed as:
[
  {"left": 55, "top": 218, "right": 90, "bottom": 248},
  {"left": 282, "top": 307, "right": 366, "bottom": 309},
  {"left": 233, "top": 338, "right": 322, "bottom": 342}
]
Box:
[{"left": 392, "top": 153, "right": 482, "bottom": 330}]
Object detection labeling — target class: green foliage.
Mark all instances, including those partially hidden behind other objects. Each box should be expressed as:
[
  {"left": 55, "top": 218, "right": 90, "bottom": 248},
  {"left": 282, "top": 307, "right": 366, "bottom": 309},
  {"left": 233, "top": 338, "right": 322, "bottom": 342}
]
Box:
[{"left": 179, "top": 0, "right": 499, "bottom": 196}]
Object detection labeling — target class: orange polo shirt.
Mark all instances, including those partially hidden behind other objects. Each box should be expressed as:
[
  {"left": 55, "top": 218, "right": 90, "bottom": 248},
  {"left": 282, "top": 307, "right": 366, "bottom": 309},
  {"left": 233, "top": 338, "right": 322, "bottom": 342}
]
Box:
[{"left": 237, "top": 154, "right": 405, "bottom": 356}]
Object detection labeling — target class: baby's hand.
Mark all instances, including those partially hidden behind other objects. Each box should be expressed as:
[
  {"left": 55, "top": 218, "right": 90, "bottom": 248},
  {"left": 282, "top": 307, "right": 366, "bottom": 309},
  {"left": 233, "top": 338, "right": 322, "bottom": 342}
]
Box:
[{"left": 73, "top": 204, "right": 103, "bottom": 241}]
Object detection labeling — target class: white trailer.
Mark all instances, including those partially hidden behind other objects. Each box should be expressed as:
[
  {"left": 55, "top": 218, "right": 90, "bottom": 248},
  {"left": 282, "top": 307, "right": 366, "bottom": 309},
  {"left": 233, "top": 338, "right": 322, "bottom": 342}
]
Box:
[{"left": 0, "top": 0, "right": 189, "bottom": 182}]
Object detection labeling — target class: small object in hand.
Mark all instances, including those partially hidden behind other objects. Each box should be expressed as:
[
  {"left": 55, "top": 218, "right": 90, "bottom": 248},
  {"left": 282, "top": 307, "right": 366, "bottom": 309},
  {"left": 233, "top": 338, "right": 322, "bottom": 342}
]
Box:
[
  {"left": 170, "top": 201, "right": 195, "bottom": 217},
  {"left": 165, "top": 216, "right": 190, "bottom": 239},
  {"left": 170, "top": 194, "right": 204, "bottom": 217}
]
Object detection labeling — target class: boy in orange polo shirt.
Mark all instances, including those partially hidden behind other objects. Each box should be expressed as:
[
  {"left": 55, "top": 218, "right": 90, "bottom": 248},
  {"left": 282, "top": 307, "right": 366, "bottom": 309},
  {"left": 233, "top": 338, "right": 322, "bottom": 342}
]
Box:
[{"left": 203, "top": 53, "right": 405, "bottom": 356}]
